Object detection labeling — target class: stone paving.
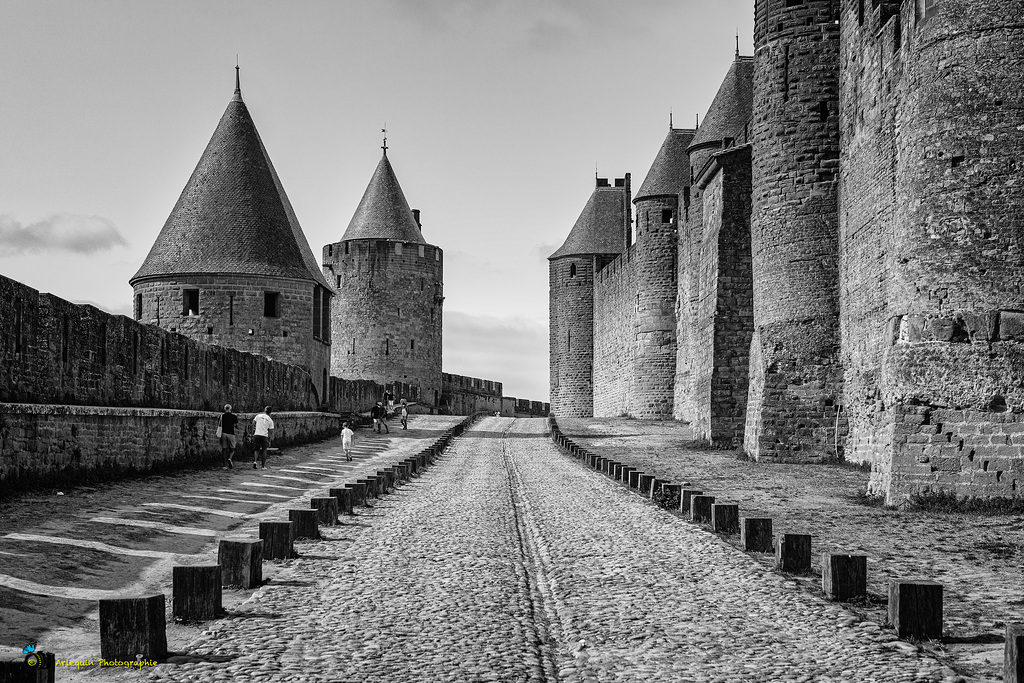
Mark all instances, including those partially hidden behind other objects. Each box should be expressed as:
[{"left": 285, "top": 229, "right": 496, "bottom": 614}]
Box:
[{"left": 83, "top": 416, "right": 957, "bottom": 683}]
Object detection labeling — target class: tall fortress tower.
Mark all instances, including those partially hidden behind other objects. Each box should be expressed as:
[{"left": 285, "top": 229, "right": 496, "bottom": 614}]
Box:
[
  {"left": 322, "top": 148, "right": 444, "bottom": 406},
  {"left": 131, "top": 69, "right": 333, "bottom": 400}
]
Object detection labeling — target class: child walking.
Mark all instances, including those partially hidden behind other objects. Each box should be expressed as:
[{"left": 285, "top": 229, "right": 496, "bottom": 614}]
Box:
[{"left": 341, "top": 421, "right": 354, "bottom": 461}]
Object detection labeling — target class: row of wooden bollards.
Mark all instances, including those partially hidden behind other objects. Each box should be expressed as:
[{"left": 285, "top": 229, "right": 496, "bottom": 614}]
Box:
[
  {"left": 0, "top": 416, "right": 477, "bottom": 677},
  {"left": 548, "top": 419, "right": 1024, "bottom": 683}
]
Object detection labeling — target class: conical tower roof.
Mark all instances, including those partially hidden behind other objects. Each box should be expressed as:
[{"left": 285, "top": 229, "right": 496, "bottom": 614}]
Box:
[
  {"left": 131, "top": 72, "right": 329, "bottom": 288},
  {"left": 688, "top": 56, "right": 754, "bottom": 150},
  {"left": 340, "top": 154, "right": 425, "bottom": 243},
  {"left": 549, "top": 180, "right": 628, "bottom": 260},
  {"left": 635, "top": 127, "right": 695, "bottom": 200}
]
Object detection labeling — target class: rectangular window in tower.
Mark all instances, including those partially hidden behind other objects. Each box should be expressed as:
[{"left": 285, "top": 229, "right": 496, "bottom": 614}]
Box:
[
  {"left": 229, "top": 294, "right": 234, "bottom": 325},
  {"left": 345, "top": 242, "right": 350, "bottom": 255},
  {"left": 321, "top": 290, "right": 330, "bottom": 342},
  {"left": 410, "top": 339, "right": 415, "bottom": 351},
  {"left": 418, "top": 245, "right": 425, "bottom": 258},
  {"left": 337, "top": 275, "right": 342, "bottom": 289},
  {"left": 135, "top": 293, "right": 142, "bottom": 320},
  {"left": 183, "top": 289, "right": 199, "bottom": 316},
  {"left": 385, "top": 339, "right": 390, "bottom": 356},
  {"left": 661, "top": 209, "right": 674, "bottom": 224},
  {"left": 264, "top": 291, "right": 280, "bottom": 318},
  {"left": 313, "top": 287, "right": 322, "bottom": 339},
  {"left": 156, "top": 297, "right": 161, "bottom": 325},
  {"left": 351, "top": 337, "right": 356, "bottom": 355},
  {"left": 783, "top": 45, "right": 791, "bottom": 101},
  {"left": 567, "top": 330, "right": 571, "bottom": 352}
]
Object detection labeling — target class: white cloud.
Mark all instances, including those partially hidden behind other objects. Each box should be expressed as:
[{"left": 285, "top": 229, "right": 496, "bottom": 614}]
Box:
[
  {"left": 0, "top": 214, "right": 128, "bottom": 257},
  {"left": 443, "top": 310, "right": 548, "bottom": 402}
]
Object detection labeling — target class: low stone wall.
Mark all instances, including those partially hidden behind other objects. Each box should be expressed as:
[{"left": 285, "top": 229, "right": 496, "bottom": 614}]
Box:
[{"left": 0, "top": 403, "right": 339, "bottom": 493}]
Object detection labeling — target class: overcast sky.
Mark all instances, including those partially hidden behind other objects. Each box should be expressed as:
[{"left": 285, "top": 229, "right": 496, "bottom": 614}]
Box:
[{"left": 0, "top": 0, "right": 754, "bottom": 402}]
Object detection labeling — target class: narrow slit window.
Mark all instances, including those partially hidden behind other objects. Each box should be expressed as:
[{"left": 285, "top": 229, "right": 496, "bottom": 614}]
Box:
[
  {"left": 385, "top": 339, "right": 390, "bottom": 356},
  {"left": 321, "top": 290, "right": 330, "bottom": 341},
  {"left": 134, "top": 293, "right": 142, "bottom": 320},
  {"left": 229, "top": 294, "right": 234, "bottom": 325},
  {"left": 570, "top": 263, "right": 577, "bottom": 278},
  {"left": 313, "top": 287, "right": 322, "bottom": 338},
  {"left": 410, "top": 339, "right": 415, "bottom": 350}
]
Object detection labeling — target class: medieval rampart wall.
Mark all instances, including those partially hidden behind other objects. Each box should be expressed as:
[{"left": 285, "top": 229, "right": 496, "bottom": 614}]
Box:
[{"left": 593, "top": 250, "right": 637, "bottom": 417}]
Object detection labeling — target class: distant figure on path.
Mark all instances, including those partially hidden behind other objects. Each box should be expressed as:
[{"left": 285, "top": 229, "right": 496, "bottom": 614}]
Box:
[
  {"left": 384, "top": 390, "right": 394, "bottom": 414},
  {"left": 400, "top": 399, "right": 408, "bottom": 430},
  {"left": 252, "top": 406, "right": 274, "bottom": 469},
  {"left": 371, "top": 402, "right": 389, "bottom": 434},
  {"left": 219, "top": 403, "right": 238, "bottom": 469},
  {"left": 342, "top": 421, "right": 354, "bottom": 461}
]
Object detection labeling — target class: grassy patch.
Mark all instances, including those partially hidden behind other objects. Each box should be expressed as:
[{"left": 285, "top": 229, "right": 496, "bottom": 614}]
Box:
[{"left": 907, "top": 490, "right": 1024, "bottom": 515}]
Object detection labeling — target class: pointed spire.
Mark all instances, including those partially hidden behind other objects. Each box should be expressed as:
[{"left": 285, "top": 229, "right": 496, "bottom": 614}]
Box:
[
  {"left": 232, "top": 61, "right": 242, "bottom": 103},
  {"left": 381, "top": 125, "right": 388, "bottom": 157},
  {"left": 736, "top": 31, "right": 740, "bottom": 58},
  {"left": 341, "top": 154, "right": 425, "bottom": 243}
]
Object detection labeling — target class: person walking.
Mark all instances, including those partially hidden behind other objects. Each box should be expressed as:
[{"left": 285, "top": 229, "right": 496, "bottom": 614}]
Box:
[
  {"left": 252, "top": 406, "right": 274, "bottom": 469},
  {"left": 400, "top": 399, "right": 408, "bottom": 430},
  {"left": 370, "top": 401, "right": 389, "bottom": 434},
  {"left": 341, "top": 421, "right": 354, "bottom": 461},
  {"left": 218, "top": 403, "right": 238, "bottom": 469}
]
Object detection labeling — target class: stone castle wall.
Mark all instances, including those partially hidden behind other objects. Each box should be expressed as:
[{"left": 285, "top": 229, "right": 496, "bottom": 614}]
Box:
[
  {"left": 593, "top": 250, "right": 637, "bottom": 417},
  {"left": 745, "top": 0, "right": 846, "bottom": 462},
  {"left": 325, "top": 238, "right": 443, "bottom": 406},
  {"left": 840, "top": 0, "right": 1024, "bottom": 503},
  {"left": 441, "top": 372, "right": 548, "bottom": 417},
  {"left": 549, "top": 256, "right": 596, "bottom": 417},
  {"left": 691, "top": 146, "right": 754, "bottom": 445},
  {"left": 133, "top": 274, "right": 331, "bottom": 401}
]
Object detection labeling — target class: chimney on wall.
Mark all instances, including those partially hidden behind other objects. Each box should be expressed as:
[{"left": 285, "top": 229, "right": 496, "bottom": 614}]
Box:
[{"left": 412, "top": 209, "right": 421, "bottom": 230}]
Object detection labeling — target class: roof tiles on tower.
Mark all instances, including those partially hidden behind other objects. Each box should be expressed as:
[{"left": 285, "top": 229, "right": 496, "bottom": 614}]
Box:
[
  {"left": 688, "top": 56, "right": 754, "bottom": 150},
  {"left": 340, "top": 155, "right": 425, "bottom": 244},
  {"left": 549, "top": 182, "right": 628, "bottom": 260},
  {"left": 131, "top": 80, "right": 329, "bottom": 288},
  {"left": 635, "top": 128, "right": 696, "bottom": 200}
]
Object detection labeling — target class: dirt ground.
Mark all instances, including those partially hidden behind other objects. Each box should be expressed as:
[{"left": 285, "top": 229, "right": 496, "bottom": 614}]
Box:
[{"left": 557, "top": 417, "right": 1024, "bottom": 683}]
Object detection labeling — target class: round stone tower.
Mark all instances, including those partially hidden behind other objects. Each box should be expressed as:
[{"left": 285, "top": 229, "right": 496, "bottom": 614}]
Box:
[
  {"left": 632, "top": 129, "right": 693, "bottom": 419},
  {"left": 745, "top": 0, "right": 843, "bottom": 461},
  {"left": 548, "top": 175, "right": 630, "bottom": 417},
  {"left": 130, "top": 69, "right": 332, "bottom": 402},
  {"left": 323, "top": 151, "right": 443, "bottom": 406}
]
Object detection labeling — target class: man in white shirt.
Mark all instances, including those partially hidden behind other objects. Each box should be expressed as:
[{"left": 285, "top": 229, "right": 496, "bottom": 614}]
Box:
[{"left": 252, "top": 406, "right": 274, "bottom": 469}]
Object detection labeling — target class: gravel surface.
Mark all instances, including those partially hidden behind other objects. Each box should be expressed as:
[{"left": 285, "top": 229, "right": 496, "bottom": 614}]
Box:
[{"left": 81, "top": 416, "right": 955, "bottom": 683}]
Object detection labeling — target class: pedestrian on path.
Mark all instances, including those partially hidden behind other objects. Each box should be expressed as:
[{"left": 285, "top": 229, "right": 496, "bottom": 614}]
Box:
[
  {"left": 342, "top": 421, "right": 354, "bottom": 461},
  {"left": 384, "top": 390, "right": 394, "bottom": 414},
  {"left": 400, "top": 399, "right": 408, "bottom": 430},
  {"left": 371, "top": 402, "right": 389, "bottom": 434},
  {"left": 218, "top": 403, "right": 238, "bottom": 469},
  {"left": 252, "top": 406, "right": 274, "bottom": 469}
]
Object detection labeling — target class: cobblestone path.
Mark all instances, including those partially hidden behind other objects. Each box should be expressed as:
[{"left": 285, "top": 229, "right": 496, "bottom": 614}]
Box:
[{"left": 137, "top": 417, "right": 948, "bottom": 683}]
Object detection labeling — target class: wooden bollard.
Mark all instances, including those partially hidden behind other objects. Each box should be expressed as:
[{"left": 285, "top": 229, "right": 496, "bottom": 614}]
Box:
[
  {"left": 348, "top": 482, "right": 367, "bottom": 506},
  {"left": 888, "top": 580, "right": 943, "bottom": 639},
  {"left": 218, "top": 539, "right": 263, "bottom": 588},
  {"left": 680, "top": 488, "right": 704, "bottom": 513},
  {"left": 627, "top": 470, "right": 642, "bottom": 489},
  {"left": 639, "top": 474, "right": 656, "bottom": 495},
  {"left": 650, "top": 479, "right": 670, "bottom": 497},
  {"left": 613, "top": 463, "right": 624, "bottom": 480},
  {"left": 741, "top": 518, "right": 773, "bottom": 552},
  {"left": 711, "top": 504, "right": 740, "bottom": 534},
  {"left": 330, "top": 487, "right": 354, "bottom": 515},
  {"left": 0, "top": 651, "right": 55, "bottom": 680},
  {"left": 376, "top": 473, "right": 387, "bottom": 493},
  {"left": 690, "top": 495, "right": 716, "bottom": 523},
  {"left": 406, "top": 458, "right": 419, "bottom": 475},
  {"left": 418, "top": 453, "right": 427, "bottom": 469},
  {"left": 311, "top": 497, "right": 339, "bottom": 525},
  {"left": 822, "top": 553, "right": 867, "bottom": 601},
  {"left": 1006, "top": 624, "right": 1024, "bottom": 683},
  {"left": 98, "top": 594, "right": 168, "bottom": 661},
  {"left": 661, "top": 483, "right": 682, "bottom": 499},
  {"left": 288, "top": 509, "right": 320, "bottom": 540},
  {"left": 776, "top": 534, "right": 812, "bottom": 574},
  {"left": 172, "top": 565, "right": 222, "bottom": 621},
  {"left": 381, "top": 469, "right": 397, "bottom": 490},
  {"left": 259, "top": 521, "right": 294, "bottom": 560},
  {"left": 359, "top": 478, "right": 378, "bottom": 499}
]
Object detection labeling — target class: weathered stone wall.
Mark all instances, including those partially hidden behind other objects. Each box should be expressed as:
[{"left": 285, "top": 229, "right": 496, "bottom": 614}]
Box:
[
  {"left": 325, "top": 238, "right": 443, "bottom": 405},
  {"left": 632, "top": 195, "right": 679, "bottom": 418},
  {"left": 441, "top": 372, "right": 548, "bottom": 417},
  {"left": 676, "top": 169, "right": 704, "bottom": 424},
  {"left": 549, "top": 256, "right": 595, "bottom": 417},
  {"left": 691, "top": 146, "right": 754, "bottom": 445},
  {"left": 132, "top": 274, "right": 331, "bottom": 400},
  {"left": 746, "top": 0, "right": 846, "bottom": 462},
  {"left": 840, "top": 0, "right": 1024, "bottom": 503},
  {"left": 0, "top": 404, "right": 339, "bottom": 492},
  {"left": 593, "top": 251, "right": 637, "bottom": 417}
]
